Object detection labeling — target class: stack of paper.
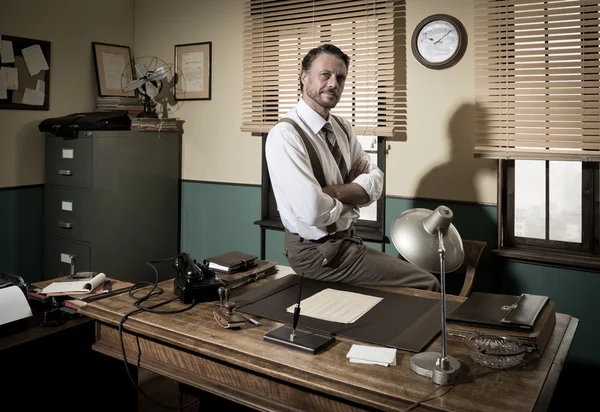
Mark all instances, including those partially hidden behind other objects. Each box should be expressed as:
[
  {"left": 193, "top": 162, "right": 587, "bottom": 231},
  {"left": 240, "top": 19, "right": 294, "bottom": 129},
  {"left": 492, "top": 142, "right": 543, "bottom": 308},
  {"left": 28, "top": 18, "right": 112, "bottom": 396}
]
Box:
[
  {"left": 285, "top": 288, "right": 383, "bottom": 324},
  {"left": 346, "top": 344, "right": 397, "bottom": 367}
]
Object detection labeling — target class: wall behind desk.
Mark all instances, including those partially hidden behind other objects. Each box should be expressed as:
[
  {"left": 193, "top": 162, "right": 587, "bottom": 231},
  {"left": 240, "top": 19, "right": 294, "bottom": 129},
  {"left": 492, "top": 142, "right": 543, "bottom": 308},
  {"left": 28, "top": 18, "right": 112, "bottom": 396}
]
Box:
[{"left": 0, "top": 0, "right": 135, "bottom": 188}]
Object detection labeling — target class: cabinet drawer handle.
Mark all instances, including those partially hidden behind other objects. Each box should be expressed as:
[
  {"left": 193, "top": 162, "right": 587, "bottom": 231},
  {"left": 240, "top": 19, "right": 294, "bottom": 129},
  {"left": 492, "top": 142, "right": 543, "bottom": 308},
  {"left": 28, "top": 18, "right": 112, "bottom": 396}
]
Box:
[
  {"left": 59, "top": 169, "right": 73, "bottom": 176},
  {"left": 59, "top": 221, "right": 73, "bottom": 229}
]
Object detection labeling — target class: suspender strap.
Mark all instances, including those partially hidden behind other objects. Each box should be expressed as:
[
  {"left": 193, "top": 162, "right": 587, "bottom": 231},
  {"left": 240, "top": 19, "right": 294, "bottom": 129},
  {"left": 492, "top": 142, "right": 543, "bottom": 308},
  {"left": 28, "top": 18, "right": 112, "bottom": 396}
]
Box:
[{"left": 277, "top": 117, "right": 337, "bottom": 235}]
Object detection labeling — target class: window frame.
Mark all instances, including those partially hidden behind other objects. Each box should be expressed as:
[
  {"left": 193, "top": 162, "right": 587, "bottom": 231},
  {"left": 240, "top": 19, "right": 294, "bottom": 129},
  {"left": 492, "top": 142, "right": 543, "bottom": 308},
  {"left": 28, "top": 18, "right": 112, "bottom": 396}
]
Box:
[
  {"left": 496, "top": 159, "right": 600, "bottom": 271},
  {"left": 256, "top": 134, "right": 388, "bottom": 247}
]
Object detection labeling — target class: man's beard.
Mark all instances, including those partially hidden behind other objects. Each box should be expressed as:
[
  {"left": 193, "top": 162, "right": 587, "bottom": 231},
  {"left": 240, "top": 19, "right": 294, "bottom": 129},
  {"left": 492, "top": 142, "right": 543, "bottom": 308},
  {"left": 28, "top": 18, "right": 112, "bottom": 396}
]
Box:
[{"left": 306, "top": 87, "right": 340, "bottom": 109}]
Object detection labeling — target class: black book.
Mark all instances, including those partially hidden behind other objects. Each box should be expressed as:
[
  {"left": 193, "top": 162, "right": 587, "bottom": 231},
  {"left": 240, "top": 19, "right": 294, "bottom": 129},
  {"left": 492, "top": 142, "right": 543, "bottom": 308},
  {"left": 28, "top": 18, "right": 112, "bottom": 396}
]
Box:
[
  {"left": 447, "top": 292, "right": 549, "bottom": 331},
  {"left": 203, "top": 251, "right": 258, "bottom": 274}
]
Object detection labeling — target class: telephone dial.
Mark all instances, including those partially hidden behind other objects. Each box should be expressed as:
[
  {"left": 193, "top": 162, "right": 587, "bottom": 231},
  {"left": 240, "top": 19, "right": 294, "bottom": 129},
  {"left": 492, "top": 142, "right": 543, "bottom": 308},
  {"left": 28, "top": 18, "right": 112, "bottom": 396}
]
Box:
[{"left": 173, "top": 252, "right": 224, "bottom": 304}]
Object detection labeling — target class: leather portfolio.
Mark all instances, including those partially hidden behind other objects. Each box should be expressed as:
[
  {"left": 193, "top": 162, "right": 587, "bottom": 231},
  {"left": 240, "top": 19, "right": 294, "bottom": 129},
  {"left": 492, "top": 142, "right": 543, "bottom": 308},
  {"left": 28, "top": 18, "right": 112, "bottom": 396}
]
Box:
[
  {"left": 204, "top": 251, "right": 258, "bottom": 274},
  {"left": 447, "top": 300, "right": 556, "bottom": 357},
  {"left": 447, "top": 292, "right": 549, "bottom": 331}
]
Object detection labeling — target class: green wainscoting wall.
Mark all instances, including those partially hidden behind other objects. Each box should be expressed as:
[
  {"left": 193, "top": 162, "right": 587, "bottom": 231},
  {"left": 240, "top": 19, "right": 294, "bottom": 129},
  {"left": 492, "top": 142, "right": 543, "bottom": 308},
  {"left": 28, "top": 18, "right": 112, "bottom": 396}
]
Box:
[
  {"left": 0, "top": 180, "right": 594, "bottom": 404},
  {"left": 0, "top": 185, "right": 43, "bottom": 284},
  {"left": 180, "top": 180, "right": 597, "bottom": 400}
]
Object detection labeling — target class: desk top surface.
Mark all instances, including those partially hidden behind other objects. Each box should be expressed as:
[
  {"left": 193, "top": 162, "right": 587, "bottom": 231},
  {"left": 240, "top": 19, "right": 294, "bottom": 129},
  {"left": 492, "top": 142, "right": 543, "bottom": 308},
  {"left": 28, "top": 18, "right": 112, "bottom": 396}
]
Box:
[{"left": 79, "top": 274, "right": 577, "bottom": 412}]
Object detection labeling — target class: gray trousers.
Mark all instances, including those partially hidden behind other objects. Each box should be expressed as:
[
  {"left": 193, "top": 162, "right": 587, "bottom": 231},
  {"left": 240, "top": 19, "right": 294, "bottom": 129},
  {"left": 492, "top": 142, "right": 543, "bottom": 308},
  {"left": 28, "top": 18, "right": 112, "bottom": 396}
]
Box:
[{"left": 284, "top": 228, "right": 440, "bottom": 292}]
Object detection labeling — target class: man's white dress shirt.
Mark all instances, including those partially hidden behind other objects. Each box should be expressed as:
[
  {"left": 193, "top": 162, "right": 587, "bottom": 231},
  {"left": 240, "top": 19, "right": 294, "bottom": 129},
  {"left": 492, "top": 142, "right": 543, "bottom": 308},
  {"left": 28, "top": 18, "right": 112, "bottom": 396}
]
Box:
[{"left": 265, "top": 98, "right": 383, "bottom": 240}]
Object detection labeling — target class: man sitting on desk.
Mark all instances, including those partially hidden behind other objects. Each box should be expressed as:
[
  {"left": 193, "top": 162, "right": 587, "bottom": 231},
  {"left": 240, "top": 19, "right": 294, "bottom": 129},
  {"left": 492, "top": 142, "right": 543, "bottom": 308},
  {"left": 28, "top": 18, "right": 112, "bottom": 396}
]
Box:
[{"left": 266, "top": 44, "right": 439, "bottom": 291}]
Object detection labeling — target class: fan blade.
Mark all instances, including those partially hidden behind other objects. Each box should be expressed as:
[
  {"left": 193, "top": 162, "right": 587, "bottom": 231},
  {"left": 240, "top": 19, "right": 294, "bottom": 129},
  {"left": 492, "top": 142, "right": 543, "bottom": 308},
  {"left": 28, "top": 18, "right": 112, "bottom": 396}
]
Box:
[
  {"left": 145, "top": 81, "right": 159, "bottom": 99},
  {"left": 123, "top": 79, "right": 145, "bottom": 93},
  {"left": 135, "top": 63, "right": 149, "bottom": 79},
  {"left": 148, "top": 66, "right": 167, "bottom": 82}
]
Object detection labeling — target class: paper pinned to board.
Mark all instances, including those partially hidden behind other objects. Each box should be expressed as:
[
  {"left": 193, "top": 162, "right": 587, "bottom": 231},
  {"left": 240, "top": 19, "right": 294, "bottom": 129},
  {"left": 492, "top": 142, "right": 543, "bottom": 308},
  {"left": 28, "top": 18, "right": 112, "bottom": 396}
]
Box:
[
  {"left": 21, "top": 44, "right": 49, "bottom": 76},
  {"left": 0, "top": 286, "right": 32, "bottom": 326}
]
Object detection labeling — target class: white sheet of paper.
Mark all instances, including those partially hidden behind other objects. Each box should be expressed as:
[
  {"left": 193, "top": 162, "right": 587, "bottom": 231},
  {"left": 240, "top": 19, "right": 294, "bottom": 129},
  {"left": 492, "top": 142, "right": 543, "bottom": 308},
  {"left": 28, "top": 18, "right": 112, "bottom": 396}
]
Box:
[
  {"left": 0, "top": 69, "right": 7, "bottom": 100},
  {"left": 5, "top": 67, "right": 18, "bottom": 90},
  {"left": 22, "top": 88, "right": 44, "bottom": 105},
  {"left": 22, "top": 44, "right": 49, "bottom": 76},
  {"left": 101, "top": 51, "right": 126, "bottom": 91},
  {"left": 286, "top": 288, "right": 383, "bottom": 324},
  {"left": 1, "top": 40, "right": 15, "bottom": 63},
  {"left": 346, "top": 344, "right": 397, "bottom": 366},
  {"left": 36, "top": 79, "right": 45, "bottom": 92},
  {"left": 0, "top": 286, "right": 32, "bottom": 326},
  {"left": 182, "top": 51, "right": 204, "bottom": 92}
]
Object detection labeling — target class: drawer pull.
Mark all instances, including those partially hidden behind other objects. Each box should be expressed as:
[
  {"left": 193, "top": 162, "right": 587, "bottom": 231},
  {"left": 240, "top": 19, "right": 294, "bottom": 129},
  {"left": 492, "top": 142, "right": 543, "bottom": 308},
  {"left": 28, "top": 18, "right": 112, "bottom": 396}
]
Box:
[
  {"left": 59, "top": 221, "right": 73, "bottom": 229},
  {"left": 59, "top": 169, "right": 73, "bottom": 176}
]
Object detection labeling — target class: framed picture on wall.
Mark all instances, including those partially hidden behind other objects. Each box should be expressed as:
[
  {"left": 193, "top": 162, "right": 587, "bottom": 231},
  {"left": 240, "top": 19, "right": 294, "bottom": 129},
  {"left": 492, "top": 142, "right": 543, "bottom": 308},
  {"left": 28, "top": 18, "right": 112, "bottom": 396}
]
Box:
[
  {"left": 92, "top": 42, "right": 135, "bottom": 97},
  {"left": 174, "top": 41, "right": 212, "bottom": 101}
]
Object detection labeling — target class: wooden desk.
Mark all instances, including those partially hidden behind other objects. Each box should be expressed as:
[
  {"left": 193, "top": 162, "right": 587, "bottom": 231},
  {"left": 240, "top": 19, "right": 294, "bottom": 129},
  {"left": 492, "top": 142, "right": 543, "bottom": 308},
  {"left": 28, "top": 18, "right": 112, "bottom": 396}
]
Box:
[{"left": 79, "top": 278, "right": 578, "bottom": 412}]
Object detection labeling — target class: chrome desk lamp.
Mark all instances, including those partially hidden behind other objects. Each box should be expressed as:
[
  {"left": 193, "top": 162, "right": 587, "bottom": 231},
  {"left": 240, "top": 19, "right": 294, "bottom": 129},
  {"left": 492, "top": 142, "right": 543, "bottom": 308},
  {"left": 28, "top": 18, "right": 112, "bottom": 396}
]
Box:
[{"left": 390, "top": 205, "right": 465, "bottom": 385}]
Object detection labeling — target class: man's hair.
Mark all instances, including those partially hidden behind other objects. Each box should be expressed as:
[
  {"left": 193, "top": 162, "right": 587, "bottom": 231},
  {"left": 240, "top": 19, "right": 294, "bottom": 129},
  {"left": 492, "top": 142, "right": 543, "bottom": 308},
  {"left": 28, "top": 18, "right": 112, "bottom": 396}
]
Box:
[{"left": 299, "top": 44, "right": 350, "bottom": 92}]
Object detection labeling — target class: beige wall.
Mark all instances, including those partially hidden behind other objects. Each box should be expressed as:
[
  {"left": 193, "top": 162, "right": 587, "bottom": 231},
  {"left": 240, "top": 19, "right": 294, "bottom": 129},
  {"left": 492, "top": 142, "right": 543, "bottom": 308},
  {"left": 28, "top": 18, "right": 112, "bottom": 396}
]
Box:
[
  {"left": 134, "top": 0, "right": 258, "bottom": 185},
  {"left": 134, "top": 0, "right": 497, "bottom": 204},
  {"left": 0, "top": 0, "right": 134, "bottom": 188},
  {"left": 1, "top": 0, "right": 497, "bottom": 204},
  {"left": 397, "top": 0, "right": 497, "bottom": 204}
]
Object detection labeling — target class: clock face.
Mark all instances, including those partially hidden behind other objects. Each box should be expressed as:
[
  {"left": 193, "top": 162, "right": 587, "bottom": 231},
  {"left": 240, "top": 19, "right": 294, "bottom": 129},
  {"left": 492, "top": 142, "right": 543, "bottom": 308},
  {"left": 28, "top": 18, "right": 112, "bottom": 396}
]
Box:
[
  {"left": 411, "top": 14, "right": 467, "bottom": 70},
  {"left": 416, "top": 19, "right": 459, "bottom": 64}
]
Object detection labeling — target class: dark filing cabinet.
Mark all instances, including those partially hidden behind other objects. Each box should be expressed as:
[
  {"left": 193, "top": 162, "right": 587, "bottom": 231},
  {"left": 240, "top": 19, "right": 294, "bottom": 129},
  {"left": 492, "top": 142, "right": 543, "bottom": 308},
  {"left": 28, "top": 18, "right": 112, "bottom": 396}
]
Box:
[{"left": 43, "top": 130, "right": 181, "bottom": 284}]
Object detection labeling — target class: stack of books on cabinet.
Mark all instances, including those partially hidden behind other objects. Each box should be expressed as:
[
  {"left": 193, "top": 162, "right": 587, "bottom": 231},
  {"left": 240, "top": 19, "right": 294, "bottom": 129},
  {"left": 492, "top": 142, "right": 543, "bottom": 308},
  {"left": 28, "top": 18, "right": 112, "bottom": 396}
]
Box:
[
  {"left": 96, "top": 97, "right": 144, "bottom": 119},
  {"left": 130, "top": 117, "right": 185, "bottom": 133}
]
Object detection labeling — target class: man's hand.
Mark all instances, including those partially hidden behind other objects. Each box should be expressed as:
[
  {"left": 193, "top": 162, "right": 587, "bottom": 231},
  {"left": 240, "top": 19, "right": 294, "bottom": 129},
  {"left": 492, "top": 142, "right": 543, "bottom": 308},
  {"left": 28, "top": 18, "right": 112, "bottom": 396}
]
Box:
[{"left": 345, "top": 158, "right": 370, "bottom": 183}]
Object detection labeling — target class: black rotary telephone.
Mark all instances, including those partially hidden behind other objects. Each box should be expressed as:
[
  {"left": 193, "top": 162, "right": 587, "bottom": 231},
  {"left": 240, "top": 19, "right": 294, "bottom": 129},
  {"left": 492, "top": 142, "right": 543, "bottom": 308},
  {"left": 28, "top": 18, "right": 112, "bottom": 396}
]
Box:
[{"left": 173, "top": 253, "right": 224, "bottom": 304}]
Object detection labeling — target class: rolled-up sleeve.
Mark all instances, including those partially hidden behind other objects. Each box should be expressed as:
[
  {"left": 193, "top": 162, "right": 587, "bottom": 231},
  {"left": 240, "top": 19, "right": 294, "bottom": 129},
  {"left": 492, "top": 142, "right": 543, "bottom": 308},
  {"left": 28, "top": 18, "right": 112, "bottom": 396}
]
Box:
[{"left": 266, "top": 123, "right": 343, "bottom": 227}]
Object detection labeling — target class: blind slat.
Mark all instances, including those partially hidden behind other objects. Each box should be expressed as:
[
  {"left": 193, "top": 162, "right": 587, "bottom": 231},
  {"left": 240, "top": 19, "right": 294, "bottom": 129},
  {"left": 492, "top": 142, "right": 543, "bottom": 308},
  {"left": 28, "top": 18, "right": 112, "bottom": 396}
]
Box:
[
  {"left": 475, "top": 0, "right": 600, "bottom": 160},
  {"left": 242, "top": 0, "right": 405, "bottom": 137}
]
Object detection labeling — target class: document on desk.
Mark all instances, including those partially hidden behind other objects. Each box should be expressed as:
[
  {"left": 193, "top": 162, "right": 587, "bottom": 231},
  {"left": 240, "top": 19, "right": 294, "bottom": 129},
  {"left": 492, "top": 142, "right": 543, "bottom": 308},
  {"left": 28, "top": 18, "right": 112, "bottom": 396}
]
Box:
[
  {"left": 41, "top": 273, "right": 106, "bottom": 295},
  {"left": 286, "top": 288, "right": 383, "bottom": 324}
]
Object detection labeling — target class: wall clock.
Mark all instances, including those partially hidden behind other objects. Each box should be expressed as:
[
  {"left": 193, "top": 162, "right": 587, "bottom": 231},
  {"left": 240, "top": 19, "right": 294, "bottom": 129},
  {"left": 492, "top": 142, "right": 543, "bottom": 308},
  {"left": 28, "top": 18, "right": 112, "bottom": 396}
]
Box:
[{"left": 411, "top": 14, "right": 468, "bottom": 70}]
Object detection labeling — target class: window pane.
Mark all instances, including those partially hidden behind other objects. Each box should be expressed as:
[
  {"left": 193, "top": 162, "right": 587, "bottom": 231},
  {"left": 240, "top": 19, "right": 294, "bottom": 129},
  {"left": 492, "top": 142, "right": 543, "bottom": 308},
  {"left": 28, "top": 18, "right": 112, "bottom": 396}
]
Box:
[
  {"left": 549, "top": 161, "right": 582, "bottom": 243},
  {"left": 357, "top": 135, "right": 377, "bottom": 222},
  {"left": 515, "top": 160, "right": 546, "bottom": 239}
]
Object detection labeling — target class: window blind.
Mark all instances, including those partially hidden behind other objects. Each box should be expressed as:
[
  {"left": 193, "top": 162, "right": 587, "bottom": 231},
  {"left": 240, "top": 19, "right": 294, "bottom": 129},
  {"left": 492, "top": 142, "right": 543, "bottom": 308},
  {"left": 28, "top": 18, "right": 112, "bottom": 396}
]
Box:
[
  {"left": 474, "top": 0, "right": 600, "bottom": 161},
  {"left": 242, "top": 0, "right": 406, "bottom": 138}
]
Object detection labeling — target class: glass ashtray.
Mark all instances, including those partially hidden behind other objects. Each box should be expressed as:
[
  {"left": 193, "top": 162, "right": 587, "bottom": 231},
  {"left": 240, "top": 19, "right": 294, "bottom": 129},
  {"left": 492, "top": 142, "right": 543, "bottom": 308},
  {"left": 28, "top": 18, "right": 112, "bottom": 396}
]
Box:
[{"left": 463, "top": 333, "right": 527, "bottom": 369}]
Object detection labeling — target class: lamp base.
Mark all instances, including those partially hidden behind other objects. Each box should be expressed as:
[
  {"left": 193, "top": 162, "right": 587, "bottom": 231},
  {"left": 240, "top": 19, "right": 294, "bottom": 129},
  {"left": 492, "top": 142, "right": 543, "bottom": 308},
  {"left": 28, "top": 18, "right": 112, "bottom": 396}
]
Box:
[
  {"left": 410, "top": 352, "right": 461, "bottom": 386},
  {"left": 264, "top": 325, "right": 335, "bottom": 355}
]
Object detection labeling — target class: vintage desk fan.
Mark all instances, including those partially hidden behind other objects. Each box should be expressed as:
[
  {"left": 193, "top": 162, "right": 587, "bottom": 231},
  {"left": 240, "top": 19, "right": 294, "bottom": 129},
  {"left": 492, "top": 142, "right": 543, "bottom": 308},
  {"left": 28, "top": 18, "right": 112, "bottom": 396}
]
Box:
[{"left": 121, "top": 56, "right": 183, "bottom": 118}]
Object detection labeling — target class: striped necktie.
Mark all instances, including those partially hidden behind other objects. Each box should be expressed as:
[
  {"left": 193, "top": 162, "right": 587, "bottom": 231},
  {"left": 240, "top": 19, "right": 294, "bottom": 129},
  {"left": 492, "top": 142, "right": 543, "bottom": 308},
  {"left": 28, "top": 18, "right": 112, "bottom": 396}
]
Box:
[{"left": 323, "top": 123, "right": 347, "bottom": 180}]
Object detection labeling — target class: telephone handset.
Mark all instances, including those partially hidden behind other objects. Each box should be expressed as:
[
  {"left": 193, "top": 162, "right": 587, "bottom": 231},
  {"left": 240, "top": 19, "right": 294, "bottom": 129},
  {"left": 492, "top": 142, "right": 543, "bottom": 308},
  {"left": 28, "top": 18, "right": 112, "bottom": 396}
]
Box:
[
  {"left": 173, "top": 252, "right": 224, "bottom": 304},
  {"left": 174, "top": 252, "right": 216, "bottom": 280}
]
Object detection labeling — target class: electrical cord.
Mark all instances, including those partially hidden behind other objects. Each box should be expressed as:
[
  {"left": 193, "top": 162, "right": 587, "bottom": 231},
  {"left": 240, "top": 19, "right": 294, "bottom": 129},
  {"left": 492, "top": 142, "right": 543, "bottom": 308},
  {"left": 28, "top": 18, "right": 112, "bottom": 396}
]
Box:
[
  {"left": 118, "top": 257, "right": 201, "bottom": 410},
  {"left": 402, "top": 384, "right": 455, "bottom": 412}
]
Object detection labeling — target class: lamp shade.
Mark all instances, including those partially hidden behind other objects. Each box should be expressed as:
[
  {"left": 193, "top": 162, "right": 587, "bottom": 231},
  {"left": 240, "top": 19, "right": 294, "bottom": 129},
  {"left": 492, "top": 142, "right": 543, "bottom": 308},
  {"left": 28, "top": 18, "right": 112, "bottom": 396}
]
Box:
[{"left": 390, "top": 206, "right": 465, "bottom": 273}]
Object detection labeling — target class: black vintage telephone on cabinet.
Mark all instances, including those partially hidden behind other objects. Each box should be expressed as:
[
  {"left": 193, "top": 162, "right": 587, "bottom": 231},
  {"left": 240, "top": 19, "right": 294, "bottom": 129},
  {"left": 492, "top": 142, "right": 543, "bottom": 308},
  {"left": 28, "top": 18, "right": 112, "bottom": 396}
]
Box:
[{"left": 173, "top": 252, "right": 224, "bottom": 304}]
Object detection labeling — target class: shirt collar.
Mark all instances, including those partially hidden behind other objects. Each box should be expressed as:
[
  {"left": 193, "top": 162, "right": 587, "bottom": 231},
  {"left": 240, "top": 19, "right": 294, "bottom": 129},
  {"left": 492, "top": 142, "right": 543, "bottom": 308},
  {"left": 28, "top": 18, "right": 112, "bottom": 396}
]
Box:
[{"left": 297, "top": 98, "right": 331, "bottom": 135}]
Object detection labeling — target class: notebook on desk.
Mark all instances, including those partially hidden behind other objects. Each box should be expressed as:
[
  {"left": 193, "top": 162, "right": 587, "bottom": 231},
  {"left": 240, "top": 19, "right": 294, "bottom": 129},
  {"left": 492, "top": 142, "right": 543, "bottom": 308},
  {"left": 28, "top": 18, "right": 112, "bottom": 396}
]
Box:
[
  {"left": 215, "top": 260, "right": 277, "bottom": 289},
  {"left": 204, "top": 251, "right": 258, "bottom": 274}
]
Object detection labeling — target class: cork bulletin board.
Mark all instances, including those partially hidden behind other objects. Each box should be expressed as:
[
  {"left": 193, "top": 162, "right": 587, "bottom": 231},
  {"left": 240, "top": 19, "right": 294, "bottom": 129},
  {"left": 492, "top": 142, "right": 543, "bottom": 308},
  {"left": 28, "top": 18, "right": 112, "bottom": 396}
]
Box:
[{"left": 0, "top": 34, "right": 51, "bottom": 110}]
